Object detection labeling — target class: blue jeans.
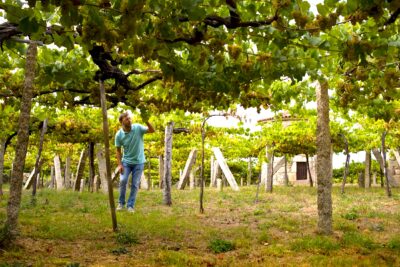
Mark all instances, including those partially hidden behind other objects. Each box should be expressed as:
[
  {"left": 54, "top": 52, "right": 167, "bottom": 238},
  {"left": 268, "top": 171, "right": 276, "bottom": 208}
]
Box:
[{"left": 119, "top": 163, "right": 144, "bottom": 208}]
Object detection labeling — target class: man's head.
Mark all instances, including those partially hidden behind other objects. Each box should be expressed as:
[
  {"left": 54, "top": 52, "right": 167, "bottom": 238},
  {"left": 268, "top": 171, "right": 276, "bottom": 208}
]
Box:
[{"left": 119, "top": 111, "right": 132, "bottom": 128}]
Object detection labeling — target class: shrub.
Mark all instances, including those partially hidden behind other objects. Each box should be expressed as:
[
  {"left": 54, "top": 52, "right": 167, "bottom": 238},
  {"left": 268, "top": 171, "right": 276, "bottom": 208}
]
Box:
[
  {"left": 208, "top": 239, "right": 235, "bottom": 253},
  {"left": 388, "top": 237, "right": 400, "bottom": 250},
  {"left": 115, "top": 230, "right": 140, "bottom": 245}
]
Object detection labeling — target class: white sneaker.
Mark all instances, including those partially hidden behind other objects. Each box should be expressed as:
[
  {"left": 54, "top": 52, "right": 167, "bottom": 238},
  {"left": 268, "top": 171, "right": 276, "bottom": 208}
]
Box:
[
  {"left": 127, "top": 207, "right": 135, "bottom": 213},
  {"left": 116, "top": 204, "right": 124, "bottom": 211}
]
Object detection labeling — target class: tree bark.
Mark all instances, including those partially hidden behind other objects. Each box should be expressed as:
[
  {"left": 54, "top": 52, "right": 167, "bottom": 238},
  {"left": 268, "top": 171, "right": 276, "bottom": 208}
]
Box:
[
  {"left": 163, "top": 122, "right": 174, "bottom": 206},
  {"left": 2, "top": 43, "right": 37, "bottom": 245},
  {"left": 0, "top": 138, "right": 6, "bottom": 196},
  {"left": 372, "top": 148, "right": 393, "bottom": 188},
  {"left": 316, "top": 80, "right": 332, "bottom": 235},
  {"left": 88, "top": 142, "right": 95, "bottom": 192},
  {"left": 357, "top": 172, "right": 365, "bottom": 188},
  {"left": 283, "top": 155, "right": 289, "bottom": 186},
  {"left": 99, "top": 80, "right": 118, "bottom": 231},
  {"left": 381, "top": 131, "right": 392, "bottom": 197},
  {"left": 32, "top": 119, "right": 48, "bottom": 200},
  {"left": 306, "top": 154, "right": 314, "bottom": 187},
  {"left": 364, "top": 150, "right": 371, "bottom": 188},
  {"left": 340, "top": 133, "right": 351, "bottom": 194}
]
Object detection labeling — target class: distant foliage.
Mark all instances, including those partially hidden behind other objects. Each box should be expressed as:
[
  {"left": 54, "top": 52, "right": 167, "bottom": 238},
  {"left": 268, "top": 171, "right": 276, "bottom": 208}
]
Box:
[{"left": 332, "top": 161, "right": 381, "bottom": 183}]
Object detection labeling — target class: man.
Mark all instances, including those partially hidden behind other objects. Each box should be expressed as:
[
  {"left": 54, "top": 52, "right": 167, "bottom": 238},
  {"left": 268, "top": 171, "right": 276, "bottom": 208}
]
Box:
[{"left": 115, "top": 111, "right": 155, "bottom": 212}]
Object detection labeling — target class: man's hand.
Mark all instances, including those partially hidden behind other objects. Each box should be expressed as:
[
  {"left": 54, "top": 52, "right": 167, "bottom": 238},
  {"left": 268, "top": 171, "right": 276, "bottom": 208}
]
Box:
[{"left": 118, "top": 164, "right": 124, "bottom": 174}]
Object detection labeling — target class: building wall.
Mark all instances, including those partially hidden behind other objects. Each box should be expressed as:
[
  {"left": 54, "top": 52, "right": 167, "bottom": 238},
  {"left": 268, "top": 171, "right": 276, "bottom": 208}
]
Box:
[
  {"left": 273, "top": 155, "right": 316, "bottom": 185},
  {"left": 388, "top": 156, "right": 400, "bottom": 187}
]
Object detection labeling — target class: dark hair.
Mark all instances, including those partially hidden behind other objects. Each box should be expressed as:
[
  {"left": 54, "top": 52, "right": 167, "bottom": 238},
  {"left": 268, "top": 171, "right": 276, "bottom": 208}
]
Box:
[{"left": 119, "top": 111, "right": 130, "bottom": 123}]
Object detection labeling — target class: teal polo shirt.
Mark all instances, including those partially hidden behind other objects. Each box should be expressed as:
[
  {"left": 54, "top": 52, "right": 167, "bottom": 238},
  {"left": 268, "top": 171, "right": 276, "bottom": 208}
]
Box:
[{"left": 115, "top": 124, "right": 148, "bottom": 165}]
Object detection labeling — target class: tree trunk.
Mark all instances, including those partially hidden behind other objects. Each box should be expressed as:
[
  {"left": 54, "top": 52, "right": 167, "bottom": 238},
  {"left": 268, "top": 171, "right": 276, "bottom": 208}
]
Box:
[
  {"left": 163, "top": 122, "right": 174, "bottom": 206},
  {"left": 340, "top": 133, "right": 350, "bottom": 194},
  {"left": 88, "top": 142, "right": 95, "bottom": 193},
  {"left": 372, "top": 148, "right": 391, "bottom": 188},
  {"left": 316, "top": 80, "right": 332, "bottom": 235},
  {"left": 364, "top": 150, "right": 371, "bottom": 188},
  {"left": 0, "top": 138, "right": 6, "bottom": 196},
  {"left": 357, "top": 172, "right": 365, "bottom": 188},
  {"left": 306, "top": 153, "right": 314, "bottom": 187},
  {"left": 266, "top": 153, "right": 274, "bottom": 192},
  {"left": 381, "top": 131, "right": 392, "bottom": 197},
  {"left": 2, "top": 43, "right": 37, "bottom": 245},
  {"left": 32, "top": 119, "right": 48, "bottom": 200},
  {"left": 283, "top": 155, "right": 289, "bottom": 186},
  {"left": 99, "top": 80, "right": 118, "bottom": 232}
]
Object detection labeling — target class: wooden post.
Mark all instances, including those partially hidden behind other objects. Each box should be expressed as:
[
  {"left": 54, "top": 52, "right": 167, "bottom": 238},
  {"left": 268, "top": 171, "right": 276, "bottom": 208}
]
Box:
[
  {"left": 50, "top": 165, "right": 55, "bottom": 189},
  {"left": 217, "top": 178, "right": 223, "bottom": 191},
  {"left": 32, "top": 118, "right": 47, "bottom": 197},
  {"left": 163, "top": 122, "right": 174, "bottom": 206},
  {"left": 73, "top": 149, "right": 88, "bottom": 191},
  {"left": 210, "top": 155, "right": 214, "bottom": 187},
  {"left": 54, "top": 155, "right": 64, "bottom": 190},
  {"left": 80, "top": 179, "right": 85, "bottom": 193},
  {"left": 159, "top": 155, "right": 164, "bottom": 189},
  {"left": 212, "top": 160, "right": 221, "bottom": 187},
  {"left": 23, "top": 169, "right": 36, "bottom": 190},
  {"left": 99, "top": 80, "right": 118, "bottom": 232},
  {"left": 372, "top": 172, "right": 377, "bottom": 185},
  {"left": 212, "top": 147, "right": 239, "bottom": 191},
  {"left": 64, "top": 156, "right": 71, "bottom": 189},
  {"left": 247, "top": 157, "right": 252, "bottom": 186},
  {"left": 189, "top": 169, "right": 195, "bottom": 190},
  {"left": 93, "top": 175, "right": 99, "bottom": 192},
  {"left": 97, "top": 149, "right": 109, "bottom": 194},
  {"left": 140, "top": 172, "right": 149, "bottom": 190},
  {"left": 177, "top": 149, "right": 197, "bottom": 190}
]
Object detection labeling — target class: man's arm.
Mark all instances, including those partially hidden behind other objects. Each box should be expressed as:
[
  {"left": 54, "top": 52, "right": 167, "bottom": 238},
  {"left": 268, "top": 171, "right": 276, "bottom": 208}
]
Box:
[
  {"left": 145, "top": 121, "right": 155, "bottom": 133},
  {"left": 116, "top": 147, "right": 124, "bottom": 174}
]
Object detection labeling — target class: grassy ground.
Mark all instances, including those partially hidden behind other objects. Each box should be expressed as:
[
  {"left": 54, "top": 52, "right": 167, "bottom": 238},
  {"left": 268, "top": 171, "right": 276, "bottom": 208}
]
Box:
[{"left": 0, "top": 185, "right": 399, "bottom": 266}]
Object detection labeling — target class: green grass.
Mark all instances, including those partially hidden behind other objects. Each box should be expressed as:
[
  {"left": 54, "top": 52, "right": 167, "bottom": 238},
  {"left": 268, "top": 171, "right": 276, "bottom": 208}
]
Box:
[
  {"left": 0, "top": 185, "right": 399, "bottom": 266},
  {"left": 291, "top": 236, "right": 340, "bottom": 254},
  {"left": 388, "top": 236, "right": 400, "bottom": 250}
]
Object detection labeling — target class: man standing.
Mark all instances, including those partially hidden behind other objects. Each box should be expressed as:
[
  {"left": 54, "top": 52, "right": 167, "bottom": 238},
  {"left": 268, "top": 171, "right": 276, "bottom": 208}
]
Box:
[{"left": 115, "top": 111, "right": 155, "bottom": 212}]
